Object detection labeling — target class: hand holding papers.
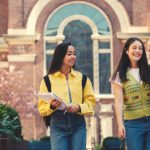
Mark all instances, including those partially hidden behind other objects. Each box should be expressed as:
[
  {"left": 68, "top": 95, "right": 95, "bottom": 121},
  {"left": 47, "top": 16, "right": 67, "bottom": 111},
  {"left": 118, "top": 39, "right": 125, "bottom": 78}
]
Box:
[{"left": 35, "top": 92, "right": 67, "bottom": 110}]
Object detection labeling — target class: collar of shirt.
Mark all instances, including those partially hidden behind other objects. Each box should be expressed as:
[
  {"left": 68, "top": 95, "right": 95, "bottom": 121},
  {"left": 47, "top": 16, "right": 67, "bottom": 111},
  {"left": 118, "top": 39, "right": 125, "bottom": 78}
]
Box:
[{"left": 53, "top": 68, "right": 76, "bottom": 78}]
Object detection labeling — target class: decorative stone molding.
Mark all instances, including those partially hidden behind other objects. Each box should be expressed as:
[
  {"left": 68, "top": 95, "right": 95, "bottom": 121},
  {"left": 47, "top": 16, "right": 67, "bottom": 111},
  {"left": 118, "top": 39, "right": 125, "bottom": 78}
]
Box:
[
  {"left": 58, "top": 15, "right": 98, "bottom": 35},
  {"left": 7, "top": 1, "right": 149, "bottom": 36},
  {"left": 91, "top": 34, "right": 111, "bottom": 40},
  {"left": 117, "top": 32, "right": 150, "bottom": 41},
  {"left": 93, "top": 40, "right": 99, "bottom": 94},
  {"left": 128, "top": 26, "right": 149, "bottom": 33},
  {"left": 7, "top": 54, "right": 36, "bottom": 63},
  {"left": 3, "top": 34, "right": 40, "bottom": 45},
  {"left": 100, "top": 104, "right": 113, "bottom": 113},
  {"left": 0, "top": 61, "right": 9, "bottom": 68},
  {"left": 44, "top": 36, "right": 57, "bottom": 42},
  {"left": 95, "top": 94, "right": 115, "bottom": 100},
  {"left": 85, "top": 116, "right": 97, "bottom": 149},
  {"left": 8, "top": 29, "right": 27, "bottom": 35},
  {"left": 91, "top": 34, "right": 100, "bottom": 40},
  {"left": 56, "top": 34, "right": 65, "bottom": 43},
  {"left": 8, "top": 44, "right": 35, "bottom": 55},
  {"left": 0, "top": 37, "right": 8, "bottom": 50},
  {"left": 104, "top": 0, "right": 130, "bottom": 32},
  {"left": 44, "top": 34, "right": 65, "bottom": 43},
  {"left": 100, "top": 116, "right": 113, "bottom": 139},
  {"left": 7, "top": 0, "right": 130, "bottom": 35}
]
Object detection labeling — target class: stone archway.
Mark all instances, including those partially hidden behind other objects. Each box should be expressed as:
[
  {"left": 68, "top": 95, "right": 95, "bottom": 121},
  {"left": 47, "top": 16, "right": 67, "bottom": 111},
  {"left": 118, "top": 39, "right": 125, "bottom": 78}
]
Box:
[{"left": 26, "top": 0, "right": 129, "bottom": 34}]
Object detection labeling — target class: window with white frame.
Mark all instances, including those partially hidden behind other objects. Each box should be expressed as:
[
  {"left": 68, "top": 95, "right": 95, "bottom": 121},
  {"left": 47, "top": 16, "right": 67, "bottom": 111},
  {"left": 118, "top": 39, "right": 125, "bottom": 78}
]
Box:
[
  {"left": 44, "top": 2, "right": 112, "bottom": 94},
  {"left": 98, "top": 39, "right": 111, "bottom": 94},
  {"left": 64, "top": 20, "right": 93, "bottom": 83}
]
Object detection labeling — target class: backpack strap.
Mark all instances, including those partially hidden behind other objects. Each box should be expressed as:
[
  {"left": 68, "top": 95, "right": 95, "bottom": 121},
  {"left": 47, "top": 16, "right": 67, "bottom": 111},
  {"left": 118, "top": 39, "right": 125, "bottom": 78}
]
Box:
[
  {"left": 82, "top": 74, "right": 87, "bottom": 103},
  {"left": 43, "top": 75, "right": 51, "bottom": 127},
  {"left": 82, "top": 74, "right": 87, "bottom": 90},
  {"left": 43, "top": 75, "right": 51, "bottom": 92},
  {"left": 43, "top": 74, "right": 87, "bottom": 127},
  {"left": 44, "top": 74, "right": 87, "bottom": 92}
]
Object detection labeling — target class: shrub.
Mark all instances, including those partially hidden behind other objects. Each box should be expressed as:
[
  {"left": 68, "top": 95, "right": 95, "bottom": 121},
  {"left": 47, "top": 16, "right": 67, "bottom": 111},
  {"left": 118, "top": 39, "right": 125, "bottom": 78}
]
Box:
[
  {"left": 0, "top": 103, "right": 22, "bottom": 141},
  {"left": 94, "top": 144, "right": 101, "bottom": 150}
]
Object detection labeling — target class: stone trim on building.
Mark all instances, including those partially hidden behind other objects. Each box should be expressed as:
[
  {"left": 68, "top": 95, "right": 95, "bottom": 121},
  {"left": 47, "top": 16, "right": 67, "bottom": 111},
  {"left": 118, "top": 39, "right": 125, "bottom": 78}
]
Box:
[
  {"left": 0, "top": 61, "right": 9, "bottom": 68},
  {"left": 7, "top": 54, "right": 36, "bottom": 63}
]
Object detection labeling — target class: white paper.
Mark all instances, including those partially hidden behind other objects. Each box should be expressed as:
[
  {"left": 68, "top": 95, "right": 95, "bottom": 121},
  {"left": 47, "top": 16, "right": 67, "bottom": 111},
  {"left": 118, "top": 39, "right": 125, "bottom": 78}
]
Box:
[
  {"left": 35, "top": 92, "right": 67, "bottom": 110},
  {"left": 35, "top": 92, "right": 58, "bottom": 102}
]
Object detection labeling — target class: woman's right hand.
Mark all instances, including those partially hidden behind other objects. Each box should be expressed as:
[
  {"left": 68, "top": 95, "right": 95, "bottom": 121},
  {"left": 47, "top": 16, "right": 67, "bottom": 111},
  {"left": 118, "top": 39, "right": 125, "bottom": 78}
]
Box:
[
  {"left": 118, "top": 124, "right": 126, "bottom": 140},
  {"left": 50, "top": 99, "right": 61, "bottom": 110}
]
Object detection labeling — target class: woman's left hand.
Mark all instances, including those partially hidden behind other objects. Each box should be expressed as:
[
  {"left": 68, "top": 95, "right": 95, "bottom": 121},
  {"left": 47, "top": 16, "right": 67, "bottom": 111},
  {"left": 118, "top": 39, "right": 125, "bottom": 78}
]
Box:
[{"left": 67, "top": 104, "right": 80, "bottom": 113}]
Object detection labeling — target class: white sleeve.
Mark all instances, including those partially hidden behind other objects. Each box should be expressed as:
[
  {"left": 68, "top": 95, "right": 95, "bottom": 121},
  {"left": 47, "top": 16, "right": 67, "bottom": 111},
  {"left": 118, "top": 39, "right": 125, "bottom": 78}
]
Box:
[{"left": 110, "top": 72, "right": 122, "bottom": 87}]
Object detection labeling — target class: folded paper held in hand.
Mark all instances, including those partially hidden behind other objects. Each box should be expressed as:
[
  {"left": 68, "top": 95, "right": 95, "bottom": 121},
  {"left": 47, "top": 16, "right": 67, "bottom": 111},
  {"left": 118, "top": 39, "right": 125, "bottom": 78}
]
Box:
[{"left": 34, "top": 91, "right": 67, "bottom": 110}]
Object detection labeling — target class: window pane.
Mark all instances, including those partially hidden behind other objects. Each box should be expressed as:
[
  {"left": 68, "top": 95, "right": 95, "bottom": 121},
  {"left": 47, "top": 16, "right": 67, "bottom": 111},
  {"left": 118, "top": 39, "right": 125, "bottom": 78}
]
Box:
[
  {"left": 93, "top": 13, "right": 110, "bottom": 35},
  {"left": 97, "top": 21, "right": 110, "bottom": 35},
  {"left": 45, "top": 30, "right": 57, "bottom": 36},
  {"left": 64, "top": 20, "right": 93, "bottom": 83},
  {"left": 45, "top": 3, "right": 110, "bottom": 36},
  {"left": 99, "top": 41, "right": 110, "bottom": 49},
  {"left": 46, "top": 42, "right": 57, "bottom": 50},
  {"left": 99, "top": 54, "right": 111, "bottom": 93},
  {"left": 46, "top": 55, "right": 53, "bottom": 73}
]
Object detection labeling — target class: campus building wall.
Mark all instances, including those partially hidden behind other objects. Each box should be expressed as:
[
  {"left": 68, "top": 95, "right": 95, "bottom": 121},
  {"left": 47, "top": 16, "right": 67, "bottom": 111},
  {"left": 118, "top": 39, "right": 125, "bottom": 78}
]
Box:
[
  {"left": 0, "top": 0, "right": 150, "bottom": 148},
  {"left": 0, "top": 0, "right": 8, "bottom": 35}
]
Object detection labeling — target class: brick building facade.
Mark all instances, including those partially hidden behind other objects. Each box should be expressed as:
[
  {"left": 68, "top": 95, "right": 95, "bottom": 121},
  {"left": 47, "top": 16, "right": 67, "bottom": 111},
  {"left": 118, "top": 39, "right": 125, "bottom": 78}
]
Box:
[{"left": 0, "top": 0, "right": 150, "bottom": 148}]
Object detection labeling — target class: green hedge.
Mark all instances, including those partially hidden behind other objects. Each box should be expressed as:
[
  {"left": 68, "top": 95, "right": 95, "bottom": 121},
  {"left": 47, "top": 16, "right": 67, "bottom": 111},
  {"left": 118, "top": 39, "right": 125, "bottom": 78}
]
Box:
[{"left": 0, "top": 104, "right": 22, "bottom": 141}]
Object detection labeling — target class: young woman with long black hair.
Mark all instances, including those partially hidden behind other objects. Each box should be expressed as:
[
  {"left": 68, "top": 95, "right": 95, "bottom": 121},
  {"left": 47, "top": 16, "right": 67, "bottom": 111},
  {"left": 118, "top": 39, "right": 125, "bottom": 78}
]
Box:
[
  {"left": 38, "top": 42, "right": 95, "bottom": 150},
  {"left": 111, "top": 37, "right": 150, "bottom": 150}
]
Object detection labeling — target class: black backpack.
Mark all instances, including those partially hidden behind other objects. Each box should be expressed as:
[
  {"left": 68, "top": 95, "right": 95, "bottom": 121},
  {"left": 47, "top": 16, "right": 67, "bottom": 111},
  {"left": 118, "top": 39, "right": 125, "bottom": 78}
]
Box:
[{"left": 43, "top": 74, "right": 87, "bottom": 127}]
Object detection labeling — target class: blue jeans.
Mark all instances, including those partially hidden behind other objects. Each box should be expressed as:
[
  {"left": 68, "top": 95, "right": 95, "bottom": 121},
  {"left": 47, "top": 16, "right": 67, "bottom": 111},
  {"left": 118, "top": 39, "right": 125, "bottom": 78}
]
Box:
[
  {"left": 124, "top": 116, "right": 150, "bottom": 150},
  {"left": 50, "top": 110, "right": 86, "bottom": 150}
]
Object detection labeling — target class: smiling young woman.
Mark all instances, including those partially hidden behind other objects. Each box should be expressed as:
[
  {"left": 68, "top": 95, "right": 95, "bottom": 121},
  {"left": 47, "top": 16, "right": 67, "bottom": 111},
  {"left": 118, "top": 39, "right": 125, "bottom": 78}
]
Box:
[
  {"left": 38, "top": 42, "right": 96, "bottom": 150},
  {"left": 110, "top": 37, "right": 150, "bottom": 150},
  {"left": 126, "top": 40, "right": 143, "bottom": 68}
]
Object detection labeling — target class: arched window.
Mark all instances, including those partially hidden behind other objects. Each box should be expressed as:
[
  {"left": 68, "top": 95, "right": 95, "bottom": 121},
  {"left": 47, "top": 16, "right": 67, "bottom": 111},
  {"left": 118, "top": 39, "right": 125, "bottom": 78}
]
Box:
[
  {"left": 44, "top": 2, "right": 112, "bottom": 95},
  {"left": 64, "top": 20, "right": 93, "bottom": 83}
]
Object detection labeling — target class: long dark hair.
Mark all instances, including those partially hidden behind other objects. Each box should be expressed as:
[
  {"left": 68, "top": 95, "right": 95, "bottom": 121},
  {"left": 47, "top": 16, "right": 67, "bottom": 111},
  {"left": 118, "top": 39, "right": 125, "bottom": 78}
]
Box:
[
  {"left": 112, "top": 37, "right": 150, "bottom": 83},
  {"left": 48, "top": 42, "right": 75, "bottom": 74}
]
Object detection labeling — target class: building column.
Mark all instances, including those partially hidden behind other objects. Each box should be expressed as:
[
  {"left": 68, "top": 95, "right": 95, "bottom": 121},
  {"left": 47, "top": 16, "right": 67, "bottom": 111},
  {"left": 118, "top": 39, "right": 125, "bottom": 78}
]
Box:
[
  {"left": 3, "top": 34, "right": 39, "bottom": 140},
  {"left": 91, "top": 34, "right": 99, "bottom": 94}
]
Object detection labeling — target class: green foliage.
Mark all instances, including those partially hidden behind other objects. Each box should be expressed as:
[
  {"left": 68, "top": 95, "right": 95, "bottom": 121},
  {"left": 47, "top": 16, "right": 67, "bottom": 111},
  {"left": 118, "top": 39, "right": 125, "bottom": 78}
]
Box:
[
  {"left": 0, "top": 104, "right": 22, "bottom": 141},
  {"left": 94, "top": 144, "right": 101, "bottom": 150}
]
